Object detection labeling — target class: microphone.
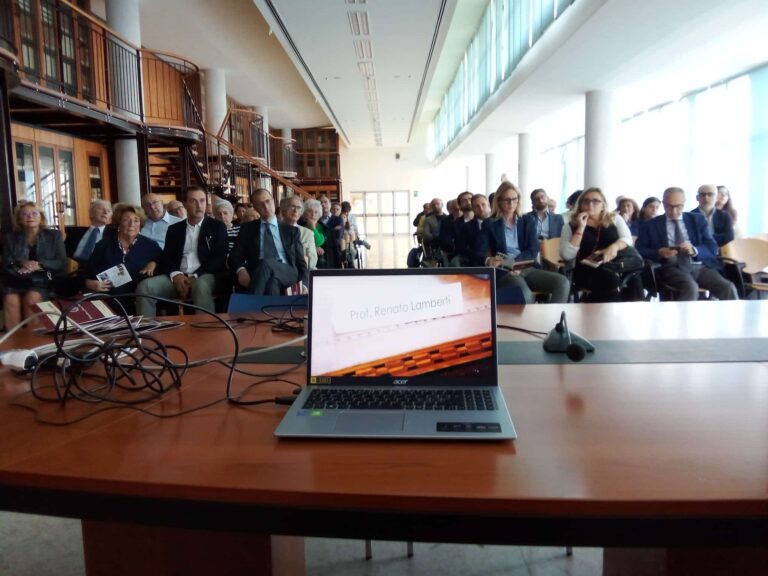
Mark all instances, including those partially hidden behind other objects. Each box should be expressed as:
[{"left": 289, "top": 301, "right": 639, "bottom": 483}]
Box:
[{"left": 542, "top": 311, "right": 595, "bottom": 362}]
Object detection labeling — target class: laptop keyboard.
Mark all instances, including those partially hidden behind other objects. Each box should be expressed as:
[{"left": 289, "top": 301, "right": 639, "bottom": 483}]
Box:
[{"left": 302, "top": 389, "right": 496, "bottom": 411}]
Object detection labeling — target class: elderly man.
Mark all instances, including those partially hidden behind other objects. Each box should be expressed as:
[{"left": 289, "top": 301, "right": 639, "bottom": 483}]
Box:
[
  {"left": 691, "top": 184, "right": 734, "bottom": 248},
  {"left": 636, "top": 186, "right": 737, "bottom": 301},
  {"left": 279, "top": 196, "right": 317, "bottom": 270},
  {"left": 65, "top": 199, "right": 114, "bottom": 266},
  {"left": 524, "top": 188, "right": 564, "bottom": 240},
  {"left": 422, "top": 198, "right": 445, "bottom": 248},
  {"left": 140, "top": 193, "right": 182, "bottom": 249},
  {"left": 229, "top": 188, "right": 308, "bottom": 295},
  {"left": 318, "top": 195, "right": 343, "bottom": 244},
  {"left": 166, "top": 199, "right": 187, "bottom": 219},
  {"left": 136, "top": 187, "right": 228, "bottom": 316},
  {"left": 449, "top": 191, "right": 476, "bottom": 266}
]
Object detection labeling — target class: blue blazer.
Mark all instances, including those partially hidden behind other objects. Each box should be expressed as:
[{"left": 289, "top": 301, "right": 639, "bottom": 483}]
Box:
[
  {"left": 474, "top": 216, "right": 539, "bottom": 266},
  {"left": 691, "top": 207, "right": 734, "bottom": 248},
  {"left": 524, "top": 211, "right": 564, "bottom": 239},
  {"left": 454, "top": 219, "right": 482, "bottom": 261},
  {"left": 636, "top": 212, "right": 720, "bottom": 269},
  {"left": 159, "top": 217, "right": 228, "bottom": 277}
]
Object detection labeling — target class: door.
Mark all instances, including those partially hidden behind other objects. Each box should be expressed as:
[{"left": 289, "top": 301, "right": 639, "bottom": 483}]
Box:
[{"left": 349, "top": 190, "right": 411, "bottom": 269}]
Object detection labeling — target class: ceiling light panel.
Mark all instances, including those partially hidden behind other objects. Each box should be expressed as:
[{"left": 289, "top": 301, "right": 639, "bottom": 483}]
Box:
[
  {"left": 347, "top": 11, "right": 370, "bottom": 36},
  {"left": 354, "top": 39, "right": 373, "bottom": 60}
]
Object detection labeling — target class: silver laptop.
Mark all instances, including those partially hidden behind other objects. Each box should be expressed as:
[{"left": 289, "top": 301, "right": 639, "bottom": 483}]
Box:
[{"left": 275, "top": 267, "right": 516, "bottom": 440}]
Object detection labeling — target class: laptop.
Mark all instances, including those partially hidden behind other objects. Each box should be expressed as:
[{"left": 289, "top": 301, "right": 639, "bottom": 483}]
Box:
[{"left": 275, "top": 267, "right": 517, "bottom": 440}]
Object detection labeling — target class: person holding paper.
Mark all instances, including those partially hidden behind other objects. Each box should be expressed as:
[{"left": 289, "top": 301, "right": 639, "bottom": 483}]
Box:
[
  {"left": 476, "top": 182, "right": 570, "bottom": 304},
  {"left": 85, "top": 205, "right": 161, "bottom": 313}
]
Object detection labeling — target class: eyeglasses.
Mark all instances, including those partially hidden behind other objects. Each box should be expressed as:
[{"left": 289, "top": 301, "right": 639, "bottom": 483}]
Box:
[
  {"left": 581, "top": 198, "right": 602, "bottom": 205},
  {"left": 698, "top": 192, "right": 715, "bottom": 197},
  {"left": 21, "top": 211, "right": 40, "bottom": 217},
  {"left": 499, "top": 197, "right": 519, "bottom": 203},
  {"left": 664, "top": 203, "right": 685, "bottom": 210},
  {"left": 286, "top": 204, "right": 302, "bottom": 210}
]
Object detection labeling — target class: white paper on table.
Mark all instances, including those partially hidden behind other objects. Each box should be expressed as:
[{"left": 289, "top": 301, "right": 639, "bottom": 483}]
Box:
[{"left": 97, "top": 264, "right": 132, "bottom": 288}]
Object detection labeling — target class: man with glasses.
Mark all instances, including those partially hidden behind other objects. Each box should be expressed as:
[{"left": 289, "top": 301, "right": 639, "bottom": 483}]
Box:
[
  {"left": 141, "top": 193, "right": 182, "bottom": 249},
  {"left": 691, "top": 184, "right": 734, "bottom": 248},
  {"left": 636, "top": 186, "right": 737, "bottom": 300}
]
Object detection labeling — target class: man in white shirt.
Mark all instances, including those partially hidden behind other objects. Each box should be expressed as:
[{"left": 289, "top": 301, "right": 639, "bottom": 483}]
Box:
[
  {"left": 141, "top": 193, "right": 182, "bottom": 249},
  {"left": 136, "top": 187, "right": 228, "bottom": 316}
]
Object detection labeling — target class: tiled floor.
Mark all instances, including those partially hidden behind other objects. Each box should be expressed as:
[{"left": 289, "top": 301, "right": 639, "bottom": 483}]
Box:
[{"left": 0, "top": 512, "right": 602, "bottom": 575}]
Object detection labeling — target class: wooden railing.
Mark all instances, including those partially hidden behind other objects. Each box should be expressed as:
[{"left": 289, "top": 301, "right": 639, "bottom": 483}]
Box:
[{"left": 1, "top": 0, "right": 203, "bottom": 129}]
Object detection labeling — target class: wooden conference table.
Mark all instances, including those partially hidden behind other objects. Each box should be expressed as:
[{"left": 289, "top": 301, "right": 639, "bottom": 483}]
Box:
[{"left": 0, "top": 301, "right": 766, "bottom": 575}]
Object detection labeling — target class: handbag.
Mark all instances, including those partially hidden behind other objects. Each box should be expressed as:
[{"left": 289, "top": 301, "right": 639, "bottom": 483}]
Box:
[
  {"left": 2, "top": 267, "right": 53, "bottom": 290},
  {"left": 600, "top": 246, "right": 645, "bottom": 275}
]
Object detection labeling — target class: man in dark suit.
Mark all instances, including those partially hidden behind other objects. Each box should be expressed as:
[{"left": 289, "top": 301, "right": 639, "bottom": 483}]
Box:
[
  {"left": 636, "top": 186, "right": 737, "bottom": 300},
  {"left": 65, "top": 199, "right": 114, "bottom": 266},
  {"left": 229, "top": 188, "right": 308, "bottom": 295},
  {"left": 524, "top": 188, "right": 564, "bottom": 239},
  {"left": 691, "top": 184, "right": 734, "bottom": 248},
  {"left": 136, "top": 186, "right": 228, "bottom": 316}
]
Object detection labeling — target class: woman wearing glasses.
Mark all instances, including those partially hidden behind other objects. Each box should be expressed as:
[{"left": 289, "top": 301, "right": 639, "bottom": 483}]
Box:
[
  {"left": 560, "top": 188, "right": 642, "bottom": 301},
  {"left": 476, "top": 181, "right": 570, "bottom": 304},
  {"left": 2, "top": 202, "right": 66, "bottom": 328}
]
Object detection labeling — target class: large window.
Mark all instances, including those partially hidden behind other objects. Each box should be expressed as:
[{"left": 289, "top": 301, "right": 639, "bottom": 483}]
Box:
[
  {"left": 429, "top": 0, "right": 575, "bottom": 159},
  {"left": 538, "top": 66, "right": 768, "bottom": 235}
]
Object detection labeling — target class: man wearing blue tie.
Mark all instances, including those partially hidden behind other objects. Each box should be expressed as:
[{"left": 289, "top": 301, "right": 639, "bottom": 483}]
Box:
[
  {"left": 636, "top": 187, "right": 737, "bottom": 301},
  {"left": 65, "top": 200, "right": 114, "bottom": 266},
  {"left": 229, "top": 188, "right": 308, "bottom": 295}
]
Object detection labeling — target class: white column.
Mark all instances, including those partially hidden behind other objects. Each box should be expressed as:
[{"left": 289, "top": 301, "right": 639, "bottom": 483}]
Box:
[
  {"left": 518, "top": 133, "right": 531, "bottom": 197},
  {"left": 485, "top": 153, "right": 498, "bottom": 196},
  {"left": 106, "top": 0, "right": 141, "bottom": 204},
  {"left": 584, "top": 90, "right": 616, "bottom": 191},
  {"left": 204, "top": 69, "right": 228, "bottom": 135}
]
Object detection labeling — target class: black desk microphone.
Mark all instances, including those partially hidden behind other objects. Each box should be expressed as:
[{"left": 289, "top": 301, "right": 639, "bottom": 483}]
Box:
[{"left": 542, "top": 311, "right": 595, "bottom": 362}]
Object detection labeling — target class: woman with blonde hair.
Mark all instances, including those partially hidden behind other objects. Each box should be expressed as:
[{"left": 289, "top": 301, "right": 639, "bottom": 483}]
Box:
[
  {"left": 560, "top": 187, "right": 642, "bottom": 301},
  {"left": 2, "top": 202, "right": 66, "bottom": 328},
  {"left": 475, "top": 181, "right": 570, "bottom": 304}
]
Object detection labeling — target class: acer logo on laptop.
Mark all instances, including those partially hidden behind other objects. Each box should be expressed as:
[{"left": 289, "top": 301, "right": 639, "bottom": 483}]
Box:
[{"left": 393, "top": 379, "right": 409, "bottom": 385}]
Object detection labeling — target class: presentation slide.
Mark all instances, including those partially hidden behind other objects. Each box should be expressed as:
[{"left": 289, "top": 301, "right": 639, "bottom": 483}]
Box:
[{"left": 309, "top": 273, "right": 493, "bottom": 377}]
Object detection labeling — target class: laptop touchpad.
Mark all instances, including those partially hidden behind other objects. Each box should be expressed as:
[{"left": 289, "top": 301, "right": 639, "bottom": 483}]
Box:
[{"left": 334, "top": 412, "right": 405, "bottom": 434}]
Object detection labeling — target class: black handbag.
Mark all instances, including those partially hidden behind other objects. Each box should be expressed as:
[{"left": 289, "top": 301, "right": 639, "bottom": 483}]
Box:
[
  {"left": 600, "top": 246, "right": 645, "bottom": 274},
  {"left": 2, "top": 267, "right": 52, "bottom": 290}
]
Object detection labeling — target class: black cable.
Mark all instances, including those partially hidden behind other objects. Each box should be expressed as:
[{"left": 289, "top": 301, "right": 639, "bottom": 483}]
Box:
[{"left": 496, "top": 323, "right": 548, "bottom": 339}]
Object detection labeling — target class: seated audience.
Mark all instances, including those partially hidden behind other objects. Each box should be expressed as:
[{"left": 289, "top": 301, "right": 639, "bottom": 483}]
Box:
[
  {"left": 525, "top": 188, "right": 564, "bottom": 239},
  {"left": 561, "top": 189, "right": 583, "bottom": 216},
  {"left": 136, "top": 187, "right": 228, "bottom": 316},
  {"left": 639, "top": 196, "right": 661, "bottom": 223},
  {"left": 422, "top": 198, "right": 446, "bottom": 252},
  {"left": 339, "top": 211, "right": 358, "bottom": 268},
  {"left": 318, "top": 195, "right": 343, "bottom": 245},
  {"left": 636, "top": 187, "right": 737, "bottom": 301},
  {"left": 302, "top": 198, "right": 341, "bottom": 269},
  {"left": 233, "top": 202, "right": 249, "bottom": 225},
  {"left": 279, "top": 196, "right": 317, "bottom": 270},
  {"left": 561, "top": 188, "right": 642, "bottom": 302},
  {"left": 616, "top": 196, "right": 641, "bottom": 236},
  {"left": 716, "top": 185, "right": 739, "bottom": 236},
  {"left": 450, "top": 191, "right": 475, "bottom": 266},
  {"left": 65, "top": 199, "right": 114, "bottom": 266},
  {"left": 241, "top": 207, "right": 259, "bottom": 223},
  {"left": 85, "top": 205, "right": 161, "bottom": 313},
  {"left": 476, "top": 182, "right": 570, "bottom": 304},
  {"left": 213, "top": 199, "right": 241, "bottom": 254},
  {"left": 692, "top": 184, "right": 734, "bottom": 248},
  {"left": 229, "top": 188, "right": 308, "bottom": 295},
  {"left": 2, "top": 202, "right": 67, "bottom": 328},
  {"left": 140, "top": 193, "right": 182, "bottom": 249},
  {"left": 166, "top": 200, "right": 187, "bottom": 219}
]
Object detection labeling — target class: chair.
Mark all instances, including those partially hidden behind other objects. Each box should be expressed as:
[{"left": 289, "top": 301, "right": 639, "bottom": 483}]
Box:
[
  {"left": 539, "top": 237, "right": 565, "bottom": 273},
  {"left": 720, "top": 238, "right": 768, "bottom": 299},
  {"left": 226, "top": 293, "right": 308, "bottom": 313}
]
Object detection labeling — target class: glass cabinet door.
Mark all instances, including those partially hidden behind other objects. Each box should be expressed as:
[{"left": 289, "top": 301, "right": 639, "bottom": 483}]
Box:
[
  {"left": 38, "top": 146, "right": 58, "bottom": 227},
  {"left": 15, "top": 142, "right": 37, "bottom": 204},
  {"left": 88, "top": 155, "right": 103, "bottom": 200},
  {"left": 59, "top": 149, "right": 76, "bottom": 226}
]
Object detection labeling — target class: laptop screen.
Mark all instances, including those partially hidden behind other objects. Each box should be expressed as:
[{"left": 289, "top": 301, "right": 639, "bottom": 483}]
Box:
[{"left": 307, "top": 268, "right": 497, "bottom": 387}]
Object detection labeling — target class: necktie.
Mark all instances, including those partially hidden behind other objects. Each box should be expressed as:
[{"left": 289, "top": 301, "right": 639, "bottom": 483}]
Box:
[
  {"left": 263, "top": 223, "right": 278, "bottom": 260},
  {"left": 78, "top": 227, "right": 99, "bottom": 260},
  {"left": 673, "top": 220, "right": 692, "bottom": 271}
]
